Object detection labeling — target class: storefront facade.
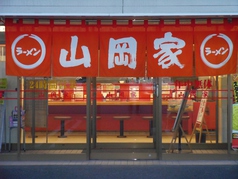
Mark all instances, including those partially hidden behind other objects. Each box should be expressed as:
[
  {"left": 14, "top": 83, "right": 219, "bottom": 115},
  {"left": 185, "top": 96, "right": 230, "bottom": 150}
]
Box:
[{"left": 1, "top": 0, "right": 238, "bottom": 160}]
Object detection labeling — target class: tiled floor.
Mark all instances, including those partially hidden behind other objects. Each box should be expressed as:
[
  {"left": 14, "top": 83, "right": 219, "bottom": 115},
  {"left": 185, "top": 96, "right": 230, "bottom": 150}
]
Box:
[
  {"left": 2, "top": 131, "right": 237, "bottom": 162},
  {"left": 22, "top": 131, "right": 202, "bottom": 144},
  {"left": 21, "top": 150, "right": 83, "bottom": 154},
  {"left": 1, "top": 147, "right": 237, "bottom": 161},
  {"left": 14, "top": 149, "right": 229, "bottom": 155}
]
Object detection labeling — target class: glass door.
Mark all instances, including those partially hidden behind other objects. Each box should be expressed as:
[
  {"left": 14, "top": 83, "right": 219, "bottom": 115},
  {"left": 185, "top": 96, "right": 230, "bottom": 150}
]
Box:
[
  {"left": 91, "top": 77, "right": 156, "bottom": 160},
  {"left": 24, "top": 77, "right": 87, "bottom": 151}
]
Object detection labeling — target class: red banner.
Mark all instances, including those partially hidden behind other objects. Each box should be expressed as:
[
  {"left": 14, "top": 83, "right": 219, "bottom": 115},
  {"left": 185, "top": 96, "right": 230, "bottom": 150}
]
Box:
[
  {"left": 52, "top": 25, "right": 99, "bottom": 77},
  {"left": 147, "top": 25, "right": 193, "bottom": 77},
  {"left": 99, "top": 26, "right": 146, "bottom": 77},
  {"left": 5, "top": 19, "right": 52, "bottom": 77},
  {"left": 4, "top": 19, "right": 238, "bottom": 77},
  {"left": 194, "top": 24, "right": 238, "bottom": 76}
]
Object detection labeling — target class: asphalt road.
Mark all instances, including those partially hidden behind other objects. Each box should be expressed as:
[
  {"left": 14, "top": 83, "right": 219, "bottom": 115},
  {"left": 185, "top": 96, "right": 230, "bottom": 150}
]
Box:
[{"left": 1, "top": 164, "right": 238, "bottom": 179}]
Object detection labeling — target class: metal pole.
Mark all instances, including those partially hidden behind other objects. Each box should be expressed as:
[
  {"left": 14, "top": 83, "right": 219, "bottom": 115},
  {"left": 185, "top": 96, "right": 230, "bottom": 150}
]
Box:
[
  {"left": 215, "top": 76, "right": 219, "bottom": 143},
  {"left": 17, "top": 77, "right": 21, "bottom": 158},
  {"left": 92, "top": 77, "right": 97, "bottom": 148},
  {"left": 227, "top": 75, "right": 232, "bottom": 154},
  {"left": 4, "top": 93, "right": 7, "bottom": 151},
  {"left": 155, "top": 78, "right": 162, "bottom": 160},
  {"left": 86, "top": 77, "right": 91, "bottom": 160},
  {"left": 46, "top": 78, "right": 49, "bottom": 144},
  {"left": 32, "top": 78, "right": 36, "bottom": 144},
  {"left": 152, "top": 78, "right": 156, "bottom": 147}
]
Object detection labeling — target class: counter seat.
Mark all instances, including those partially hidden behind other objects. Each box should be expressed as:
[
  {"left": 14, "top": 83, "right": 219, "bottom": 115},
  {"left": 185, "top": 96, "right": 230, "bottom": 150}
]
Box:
[
  {"left": 113, "top": 116, "right": 130, "bottom": 138},
  {"left": 54, "top": 116, "right": 72, "bottom": 138},
  {"left": 142, "top": 116, "right": 153, "bottom": 137},
  {"left": 45, "top": 102, "right": 194, "bottom": 134}
]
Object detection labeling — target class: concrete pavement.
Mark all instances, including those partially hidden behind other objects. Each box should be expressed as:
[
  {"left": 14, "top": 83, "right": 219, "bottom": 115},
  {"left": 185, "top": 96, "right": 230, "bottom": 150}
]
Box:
[{"left": 0, "top": 160, "right": 238, "bottom": 179}]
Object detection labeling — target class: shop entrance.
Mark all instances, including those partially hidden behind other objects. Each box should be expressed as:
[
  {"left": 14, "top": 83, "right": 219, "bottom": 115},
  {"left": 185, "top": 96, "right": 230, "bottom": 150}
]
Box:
[
  {"left": 8, "top": 76, "right": 231, "bottom": 160},
  {"left": 88, "top": 77, "right": 160, "bottom": 160}
]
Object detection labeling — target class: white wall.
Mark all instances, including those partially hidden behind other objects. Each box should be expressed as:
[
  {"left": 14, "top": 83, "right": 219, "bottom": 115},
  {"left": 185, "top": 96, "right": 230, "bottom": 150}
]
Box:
[{"left": 0, "top": 0, "right": 238, "bottom": 17}]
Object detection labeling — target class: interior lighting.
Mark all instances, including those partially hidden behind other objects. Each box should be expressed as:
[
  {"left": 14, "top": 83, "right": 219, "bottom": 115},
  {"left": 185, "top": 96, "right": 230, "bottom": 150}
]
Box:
[{"left": 0, "top": 26, "right": 5, "bottom": 32}]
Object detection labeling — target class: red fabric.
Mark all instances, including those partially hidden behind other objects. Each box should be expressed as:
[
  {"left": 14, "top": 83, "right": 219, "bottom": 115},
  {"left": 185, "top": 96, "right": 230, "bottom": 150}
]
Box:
[
  {"left": 99, "top": 26, "right": 146, "bottom": 77},
  {"left": 5, "top": 19, "right": 52, "bottom": 77},
  {"left": 147, "top": 25, "right": 193, "bottom": 77},
  {"left": 194, "top": 24, "right": 238, "bottom": 76},
  {"left": 52, "top": 25, "right": 99, "bottom": 77},
  {"left": 5, "top": 19, "right": 238, "bottom": 78}
]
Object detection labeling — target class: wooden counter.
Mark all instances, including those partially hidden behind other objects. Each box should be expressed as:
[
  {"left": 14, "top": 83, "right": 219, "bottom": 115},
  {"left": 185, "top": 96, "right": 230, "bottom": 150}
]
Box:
[
  {"left": 48, "top": 100, "right": 169, "bottom": 106},
  {"left": 45, "top": 99, "right": 194, "bottom": 134}
]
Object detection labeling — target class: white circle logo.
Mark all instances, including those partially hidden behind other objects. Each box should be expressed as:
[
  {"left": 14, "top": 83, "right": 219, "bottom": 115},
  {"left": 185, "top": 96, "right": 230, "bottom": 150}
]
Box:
[
  {"left": 200, "top": 33, "right": 233, "bottom": 69},
  {"left": 11, "top": 34, "right": 46, "bottom": 69}
]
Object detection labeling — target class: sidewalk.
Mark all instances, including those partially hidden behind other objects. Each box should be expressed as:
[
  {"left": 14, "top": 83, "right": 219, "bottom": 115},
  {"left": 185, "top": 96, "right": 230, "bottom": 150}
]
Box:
[
  {"left": 0, "top": 159, "right": 238, "bottom": 166},
  {"left": 1, "top": 160, "right": 238, "bottom": 179}
]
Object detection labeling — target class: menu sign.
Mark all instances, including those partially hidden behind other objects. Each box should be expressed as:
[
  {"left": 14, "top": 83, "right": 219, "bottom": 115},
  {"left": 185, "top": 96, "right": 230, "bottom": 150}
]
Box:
[
  {"left": 196, "top": 90, "right": 209, "bottom": 124},
  {"left": 129, "top": 86, "right": 139, "bottom": 100}
]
